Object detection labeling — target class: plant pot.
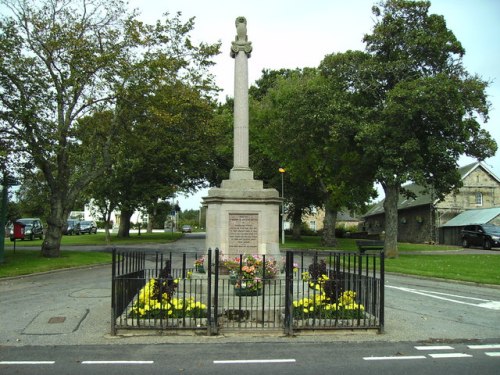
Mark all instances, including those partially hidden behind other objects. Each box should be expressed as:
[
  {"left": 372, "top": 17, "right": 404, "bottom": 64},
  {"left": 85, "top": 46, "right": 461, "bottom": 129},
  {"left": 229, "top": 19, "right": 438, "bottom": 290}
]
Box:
[{"left": 195, "top": 265, "right": 205, "bottom": 273}]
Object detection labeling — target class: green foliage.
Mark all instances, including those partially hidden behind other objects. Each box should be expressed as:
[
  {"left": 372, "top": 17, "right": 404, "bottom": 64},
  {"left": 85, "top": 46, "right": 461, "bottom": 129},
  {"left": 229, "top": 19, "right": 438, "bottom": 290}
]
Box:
[
  {"left": 252, "top": 67, "right": 377, "bottom": 245},
  {"left": 356, "top": 0, "right": 497, "bottom": 257},
  {"left": 0, "top": 0, "right": 221, "bottom": 253}
]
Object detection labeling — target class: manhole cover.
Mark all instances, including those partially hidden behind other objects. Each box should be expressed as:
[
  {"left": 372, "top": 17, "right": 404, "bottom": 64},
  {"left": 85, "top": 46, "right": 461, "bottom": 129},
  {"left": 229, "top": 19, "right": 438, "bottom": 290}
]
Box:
[
  {"left": 48, "top": 316, "right": 66, "bottom": 324},
  {"left": 24, "top": 309, "right": 88, "bottom": 335}
]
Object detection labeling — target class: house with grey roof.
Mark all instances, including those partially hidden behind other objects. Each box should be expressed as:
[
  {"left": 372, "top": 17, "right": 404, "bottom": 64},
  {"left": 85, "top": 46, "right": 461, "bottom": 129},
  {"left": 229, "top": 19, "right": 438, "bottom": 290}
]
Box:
[{"left": 362, "top": 162, "right": 500, "bottom": 244}]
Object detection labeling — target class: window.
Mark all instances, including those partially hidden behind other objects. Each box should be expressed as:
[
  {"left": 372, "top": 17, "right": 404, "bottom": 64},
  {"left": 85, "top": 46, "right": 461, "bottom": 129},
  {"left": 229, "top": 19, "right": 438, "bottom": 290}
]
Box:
[{"left": 475, "top": 192, "right": 483, "bottom": 206}]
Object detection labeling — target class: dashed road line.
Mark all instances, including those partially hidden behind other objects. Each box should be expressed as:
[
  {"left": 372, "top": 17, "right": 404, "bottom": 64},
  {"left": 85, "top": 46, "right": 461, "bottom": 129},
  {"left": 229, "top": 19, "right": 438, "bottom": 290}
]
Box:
[
  {"left": 415, "top": 345, "right": 454, "bottom": 350},
  {"left": 81, "top": 360, "right": 154, "bottom": 364},
  {"left": 364, "top": 343, "right": 500, "bottom": 361},
  {"left": 468, "top": 344, "right": 500, "bottom": 350},
  {"left": 485, "top": 352, "right": 500, "bottom": 357},
  {"left": 428, "top": 353, "right": 472, "bottom": 359},
  {"left": 363, "top": 356, "right": 426, "bottom": 361},
  {"left": 214, "top": 359, "right": 296, "bottom": 364},
  {"left": 0, "top": 361, "right": 55, "bottom": 365}
]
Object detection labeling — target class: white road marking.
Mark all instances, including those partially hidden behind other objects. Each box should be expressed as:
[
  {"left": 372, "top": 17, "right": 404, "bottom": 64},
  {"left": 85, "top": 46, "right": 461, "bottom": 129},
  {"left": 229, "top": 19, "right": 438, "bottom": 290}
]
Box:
[
  {"left": 428, "top": 353, "right": 473, "bottom": 359},
  {"left": 214, "top": 359, "right": 296, "bottom": 364},
  {"left": 415, "top": 345, "right": 454, "bottom": 350},
  {"left": 81, "top": 361, "right": 154, "bottom": 364},
  {"left": 363, "top": 356, "right": 426, "bottom": 361},
  {"left": 387, "top": 285, "right": 500, "bottom": 310},
  {"left": 468, "top": 344, "right": 500, "bottom": 350},
  {"left": 0, "top": 361, "right": 55, "bottom": 365},
  {"left": 485, "top": 352, "right": 500, "bottom": 357}
]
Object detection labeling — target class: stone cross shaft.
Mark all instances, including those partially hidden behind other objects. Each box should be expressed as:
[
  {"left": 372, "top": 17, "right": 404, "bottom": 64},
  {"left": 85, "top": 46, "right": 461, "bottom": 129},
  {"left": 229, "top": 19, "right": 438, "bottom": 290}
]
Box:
[{"left": 230, "top": 17, "right": 253, "bottom": 179}]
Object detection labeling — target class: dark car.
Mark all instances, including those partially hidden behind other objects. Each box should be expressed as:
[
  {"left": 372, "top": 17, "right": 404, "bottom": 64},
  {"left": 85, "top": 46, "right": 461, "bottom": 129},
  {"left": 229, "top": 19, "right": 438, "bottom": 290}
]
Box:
[
  {"left": 9, "top": 218, "right": 44, "bottom": 241},
  {"left": 461, "top": 224, "right": 500, "bottom": 250},
  {"left": 79, "top": 220, "right": 97, "bottom": 234},
  {"left": 63, "top": 219, "right": 81, "bottom": 235},
  {"left": 181, "top": 225, "right": 192, "bottom": 233}
]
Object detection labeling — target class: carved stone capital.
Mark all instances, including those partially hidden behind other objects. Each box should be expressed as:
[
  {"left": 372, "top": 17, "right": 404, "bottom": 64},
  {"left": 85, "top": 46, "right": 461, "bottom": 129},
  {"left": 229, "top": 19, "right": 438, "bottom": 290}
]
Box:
[{"left": 230, "top": 16, "right": 252, "bottom": 58}]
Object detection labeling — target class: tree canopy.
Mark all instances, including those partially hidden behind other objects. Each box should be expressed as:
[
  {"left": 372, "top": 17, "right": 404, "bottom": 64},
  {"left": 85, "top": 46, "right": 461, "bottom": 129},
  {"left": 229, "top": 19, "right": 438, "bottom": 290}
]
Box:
[
  {"left": 0, "top": 0, "right": 220, "bottom": 255},
  {"left": 359, "top": 0, "right": 496, "bottom": 256}
]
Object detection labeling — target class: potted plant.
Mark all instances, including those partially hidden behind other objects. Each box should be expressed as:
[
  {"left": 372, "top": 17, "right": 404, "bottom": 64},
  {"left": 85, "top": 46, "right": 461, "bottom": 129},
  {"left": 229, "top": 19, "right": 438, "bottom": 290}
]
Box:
[
  {"left": 234, "top": 265, "right": 263, "bottom": 296},
  {"left": 194, "top": 256, "right": 205, "bottom": 273}
]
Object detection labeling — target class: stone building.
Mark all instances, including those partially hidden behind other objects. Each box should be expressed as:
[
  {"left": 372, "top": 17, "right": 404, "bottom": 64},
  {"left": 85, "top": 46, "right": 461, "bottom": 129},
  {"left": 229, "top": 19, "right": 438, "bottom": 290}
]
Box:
[
  {"left": 301, "top": 209, "right": 361, "bottom": 232},
  {"left": 362, "top": 162, "right": 500, "bottom": 244}
]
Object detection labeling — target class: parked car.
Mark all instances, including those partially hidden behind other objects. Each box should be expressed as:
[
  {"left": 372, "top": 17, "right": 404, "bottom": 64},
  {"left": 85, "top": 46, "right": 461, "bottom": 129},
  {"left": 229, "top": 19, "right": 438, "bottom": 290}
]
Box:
[
  {"left": 79, "top": 220, "right": 97, "bottom": 234},
  {"left": 9, "top": 218, "right": 44, "bottom": 241},
  {"left": 461, "top": 224, "right": 500, "bottom": 250},
  {"left": 63, "top": 219, "right": 81, "bottom": 235},
  {"left": 181, "top": 225, "right": 192, "bottom": 233}
]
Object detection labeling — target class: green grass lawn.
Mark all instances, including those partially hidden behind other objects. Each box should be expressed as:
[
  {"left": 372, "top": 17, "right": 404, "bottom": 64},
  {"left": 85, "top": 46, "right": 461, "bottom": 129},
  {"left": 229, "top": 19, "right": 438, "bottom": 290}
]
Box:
[
  {"left": 282, "top": 235, "right": 462, "bottom": 252},
  {"left": 384, "top": 254, "right": 500, "bottom": 285},
  {"left": 283, "top": 236, "right": 500, "bottom": 285},
  {"left": 0, "top": 231, "right": 183, "bottom": 278},
  {"left": 1, "top": 234, "right": 499, "bottom": 285},
  {"left": 0, "top": 250, "right": 112, "bottom": 278},
  {"left": 4, "top": 231, "right": 183, "bottom": 247}
]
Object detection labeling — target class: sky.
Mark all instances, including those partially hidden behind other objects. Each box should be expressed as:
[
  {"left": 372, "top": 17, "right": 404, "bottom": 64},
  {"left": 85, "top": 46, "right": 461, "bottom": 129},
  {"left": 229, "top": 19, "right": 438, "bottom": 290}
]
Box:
[{"left": 128, "top": 0, "right": 500, "bottom": 210}]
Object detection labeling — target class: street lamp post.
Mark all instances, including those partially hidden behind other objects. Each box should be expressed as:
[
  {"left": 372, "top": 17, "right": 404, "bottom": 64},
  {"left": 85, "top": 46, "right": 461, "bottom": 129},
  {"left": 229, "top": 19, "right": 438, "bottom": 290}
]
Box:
[{"left": 279, "top": 167, "right": 285, "bottom": 244}]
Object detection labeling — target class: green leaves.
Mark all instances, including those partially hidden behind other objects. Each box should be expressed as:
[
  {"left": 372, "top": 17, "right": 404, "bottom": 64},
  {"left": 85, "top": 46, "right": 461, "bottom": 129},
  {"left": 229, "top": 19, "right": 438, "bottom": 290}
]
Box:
[{"left": 0, "top": 0, "right": 221, "bottom": 252}]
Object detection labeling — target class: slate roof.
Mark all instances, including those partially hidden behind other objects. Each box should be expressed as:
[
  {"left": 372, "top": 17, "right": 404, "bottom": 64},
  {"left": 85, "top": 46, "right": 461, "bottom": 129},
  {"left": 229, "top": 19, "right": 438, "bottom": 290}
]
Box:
[
  {"left": 440, "top": 207, "right": 500, "bottom": 227},
  {"left": 363, "top": 162, "right": 497, "bottom": 218}
]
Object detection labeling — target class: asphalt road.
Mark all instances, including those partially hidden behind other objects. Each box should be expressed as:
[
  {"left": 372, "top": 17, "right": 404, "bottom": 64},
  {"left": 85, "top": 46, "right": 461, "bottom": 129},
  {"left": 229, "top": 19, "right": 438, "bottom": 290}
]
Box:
[
  {"left": 1, "top": 341, "right": 499, "bottom": 375},
  {"left": 1, "top": 233, "right": 499, "bottom": 345},
  {"left": 1, "top": 234, "right": 500, "bottom": 374}
]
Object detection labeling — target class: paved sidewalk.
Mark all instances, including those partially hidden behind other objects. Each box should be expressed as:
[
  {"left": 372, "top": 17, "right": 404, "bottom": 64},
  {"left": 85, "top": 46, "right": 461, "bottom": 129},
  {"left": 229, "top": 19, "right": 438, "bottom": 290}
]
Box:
[{"left": 1, "top": 235, "right": 499, "bottom": 347}]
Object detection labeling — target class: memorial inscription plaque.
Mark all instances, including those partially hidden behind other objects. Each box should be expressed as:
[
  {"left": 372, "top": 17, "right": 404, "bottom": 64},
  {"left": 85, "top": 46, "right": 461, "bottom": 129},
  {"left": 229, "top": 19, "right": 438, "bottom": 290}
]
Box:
[{"left": 228, "top": 213, "right": 258, "bottom": 252}]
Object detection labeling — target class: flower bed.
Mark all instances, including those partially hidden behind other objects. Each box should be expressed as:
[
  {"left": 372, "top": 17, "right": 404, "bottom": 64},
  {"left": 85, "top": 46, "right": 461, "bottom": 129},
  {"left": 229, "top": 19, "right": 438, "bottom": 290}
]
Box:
[
  {"left": 129, "top": 278, "right": 207, "bottom": 320},
  {"left": 292, "top": 290, "right": 365, "bottom": 320}
]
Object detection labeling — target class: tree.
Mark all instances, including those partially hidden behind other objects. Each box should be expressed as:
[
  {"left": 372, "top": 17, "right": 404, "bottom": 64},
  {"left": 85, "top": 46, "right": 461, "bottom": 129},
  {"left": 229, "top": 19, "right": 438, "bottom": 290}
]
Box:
[
  {"left": 88, "top": 73, "right": 219, "bottom": 238},
  {"left": 359, "top": 0, "right": 496, "bottom": 257},
  {"left": 0, "top": 0, "right": 220, "bottom": 254},
  {"left": 255, "top": 67, "right": 376, "bottom": 246},
  {"left": 0, "top": 0, "right": 136, "bottom": 256}
]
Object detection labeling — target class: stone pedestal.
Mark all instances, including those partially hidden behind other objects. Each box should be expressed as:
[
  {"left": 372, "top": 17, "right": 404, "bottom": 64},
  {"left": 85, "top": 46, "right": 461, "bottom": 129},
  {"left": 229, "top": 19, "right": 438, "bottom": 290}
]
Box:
[{"left": 204, "top": 178, "right": 281, "bottom": 256}]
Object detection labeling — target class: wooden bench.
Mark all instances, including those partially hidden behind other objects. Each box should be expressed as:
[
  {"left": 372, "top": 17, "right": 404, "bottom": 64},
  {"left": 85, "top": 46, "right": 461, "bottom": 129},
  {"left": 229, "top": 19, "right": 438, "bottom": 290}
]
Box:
[{"left": 356, "top": 240, "right": 385, "bottom": 254}]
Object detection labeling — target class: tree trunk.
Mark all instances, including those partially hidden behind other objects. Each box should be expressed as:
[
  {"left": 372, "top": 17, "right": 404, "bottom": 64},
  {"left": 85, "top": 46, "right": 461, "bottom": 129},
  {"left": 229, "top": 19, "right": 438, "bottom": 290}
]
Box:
[
  {"left": 41, "top": 224, "right": 63, "bottom": 257},
  {"left": 292, "top": 217, "right": 302, "bottom": 240},
  {"left": 117, "top": 209, "right": 133, "bottom": 238},
  {"left": 291, "top": 206, "right": 302, "bottom": 240},
  {"left": 322, "top": 206, "right": 337, "bottom": 247},
  {"left": 41, "top": 198, "right": 67, "bottom": 258},
  {"left": 147, "top": 206, "right": 156, "bottom": 233},
  {"left": 383, "top": 183, "right": 400, "bottom": 258}
]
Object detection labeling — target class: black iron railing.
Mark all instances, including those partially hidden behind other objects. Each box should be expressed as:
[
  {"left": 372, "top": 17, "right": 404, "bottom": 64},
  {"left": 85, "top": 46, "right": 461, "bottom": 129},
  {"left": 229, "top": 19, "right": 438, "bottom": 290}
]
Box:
[{"left": 111, "top": 248, "right": 384, "bottom": 335}]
